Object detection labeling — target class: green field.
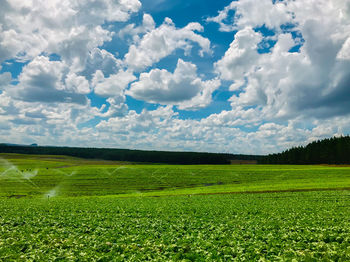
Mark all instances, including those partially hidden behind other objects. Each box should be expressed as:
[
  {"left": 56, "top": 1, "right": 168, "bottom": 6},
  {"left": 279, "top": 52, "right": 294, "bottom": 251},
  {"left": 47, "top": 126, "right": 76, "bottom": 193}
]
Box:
[
  {"left": 1, "top": 153, "right": 350, "bottom": 198},
  {"left": 1, "top": 153, "right": 350, "bottom": 260}
]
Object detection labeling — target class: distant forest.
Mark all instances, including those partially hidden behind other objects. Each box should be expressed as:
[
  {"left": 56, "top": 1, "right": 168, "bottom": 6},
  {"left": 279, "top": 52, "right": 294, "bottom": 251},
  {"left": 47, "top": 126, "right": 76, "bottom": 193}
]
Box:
[
  {"left": 0, "top": 144, "right": 261, "bottom": 165},
  {"left": 2, "top": 136, "right": 348, "bottom": 165},
  {"left": 260, "top": 136, "right": 350, "bottom": 164}
]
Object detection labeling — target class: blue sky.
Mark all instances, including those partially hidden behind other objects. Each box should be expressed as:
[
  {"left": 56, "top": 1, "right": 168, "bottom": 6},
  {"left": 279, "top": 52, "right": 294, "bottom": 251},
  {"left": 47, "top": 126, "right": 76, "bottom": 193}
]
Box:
[{"left": 0, "top": 0, "right": 350, "bottom": 154}]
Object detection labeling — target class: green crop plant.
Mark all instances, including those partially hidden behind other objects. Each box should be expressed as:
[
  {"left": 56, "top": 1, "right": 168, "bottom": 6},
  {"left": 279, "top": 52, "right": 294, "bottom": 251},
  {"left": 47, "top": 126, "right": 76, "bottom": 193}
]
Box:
[
  {"left": 0, "top": 154, "right": 349, "bottom": 261},
  {"left": 1, "top": 153, "right": 350, "bottom": 198},
  {"left": 0, "top": 191, "right": 349, "bottom": 261}
]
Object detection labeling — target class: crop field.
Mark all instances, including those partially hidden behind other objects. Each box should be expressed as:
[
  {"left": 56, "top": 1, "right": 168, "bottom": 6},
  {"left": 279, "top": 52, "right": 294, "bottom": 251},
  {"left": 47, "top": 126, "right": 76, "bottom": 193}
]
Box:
[
  {"left": 1, "top": 153, "right": 350, "bottom": 198},
  {"left": 1, "top": 192, "right": 350, "bottom": 261},
  {"left": 1, "top": 153, "right": 350, "bottom": 261}
]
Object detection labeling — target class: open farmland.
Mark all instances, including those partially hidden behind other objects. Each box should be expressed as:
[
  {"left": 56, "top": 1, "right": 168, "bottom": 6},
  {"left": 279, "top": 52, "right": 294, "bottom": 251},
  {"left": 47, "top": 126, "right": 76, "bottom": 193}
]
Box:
[
  {"left": 1, "top": 153, "right": 350, "bottom": 198},
  {"left": 1, "top": 192, "right": 350, "bottom": 261},
  {"left": 1, "top": 153, "right": 350, "bottom": 261}
]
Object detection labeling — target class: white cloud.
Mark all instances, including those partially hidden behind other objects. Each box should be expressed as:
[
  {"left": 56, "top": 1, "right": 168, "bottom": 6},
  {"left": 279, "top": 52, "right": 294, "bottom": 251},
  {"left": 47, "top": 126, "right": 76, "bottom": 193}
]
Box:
[
  {"left": 91, "top": 105, "right": 349, "bottom": 154},
  {"left": 213, "top": 0, "right": 350, "bottom": 122},
  {"left": 0, "top": 72, "right": 12, "bottom": 90},
  {"left": 337, "top": 37, "right": 350, "bottom": 60},
  {"left": 0, "top": 0, "right": 141, "bottom": 65},
  {"left": 207, "top": 0, "right": 291, "bottom": 31},
  {"left": 215, "top": 27, "right": 262, "bottom": 82},
  {"left": 7, "top": 56, "right": 87, "bottom": 104},
  {"left": 99, "top": 97, "right": 129, "bottom": 118},
  {"left": 119, "top": 13, "right": 156, "bottom": 42},
  {"left": 1, "top": 0, "right": 350, "bottom": 155},
  {"left": 1, "top": 92, "right": 349, "bottom": 154},
  {"left": 127, "top": 59, "right": 220, "bottom": 110},
  {"left": 124, "top": 18, "right": 211, "bottom": 71},
  {"left": 51, "top": 25, "right": 113, "bottom": 72},
  {"left": 177, "top": 78, "right": 221, "bottom": 111},
  {"left": 0, "top": 0, "right": 142, "bottom": 132},
  {"left": 65, "top": 73, "right": 90, "bottom": 94},
  {"left": 90, "top": 70, "right": 136, "bottom": 117},
  {"left": 93, "top": 69, "right": 136, "bottom": 97},
  {"left": 0, "top": 89, "right": 103, "bottom": 143},
  {"left": 0, "top": 92, "right": 18, "bottom": 116},
  {"left": 84, "top": 48, "right": 122, "bottom": 78}
]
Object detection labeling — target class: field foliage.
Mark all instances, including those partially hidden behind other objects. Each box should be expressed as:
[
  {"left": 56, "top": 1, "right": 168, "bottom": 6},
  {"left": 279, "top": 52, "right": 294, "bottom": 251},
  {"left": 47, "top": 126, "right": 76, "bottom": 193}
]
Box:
[
  {"left": 1, "top": 192, "right": 349, "bottom": 261},
  {"left": 0, "top": 154, "right": 350, "bottom": 198},
  {"left": 1, "top": 154, "right": 350, "bottom": 261}
]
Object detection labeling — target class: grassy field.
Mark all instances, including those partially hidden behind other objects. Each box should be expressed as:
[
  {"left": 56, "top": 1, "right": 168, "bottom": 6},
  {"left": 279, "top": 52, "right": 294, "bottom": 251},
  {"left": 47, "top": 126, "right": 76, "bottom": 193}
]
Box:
[
  {"left": 1, "top": 153, "right": 350, "bottom": 198},
  {"left": 1, "top": 153, "right": 350, "bottom": 261},
  {"left": 1, "top": 192, "right": 350, "bottom": 261}
]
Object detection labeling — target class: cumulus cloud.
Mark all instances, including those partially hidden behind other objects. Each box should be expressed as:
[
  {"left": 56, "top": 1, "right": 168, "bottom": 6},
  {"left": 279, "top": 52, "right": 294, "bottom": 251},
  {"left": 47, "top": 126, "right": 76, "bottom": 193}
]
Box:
[
  {"left": 90, "top": 70, "right": 136, "bottom": 117},
  {"left": 127, "top": 59, "right": 220, "bottom": 110},
  {"left": 0, "top": 0, "right": 141, "bottom": 66},
  {"left": 82, "top": 48, "right": 123, "bottom": 80},
  {"left": 207, "top": 0, "right": 291, "bottom": 31},
  {"left": 0, "top": 72, "right": 12, "bottom": 91},
  {"left": 177, "top": 78, "right": 221, "bottom": 111},
  {"left": 91, "top": 105, "right": 348, "bottom": 154},
  {"left": 93, "top": 70, "right": 136, "bottom": 97},
  {"left": 337, "top": 37, "right": 350, "bottom": 60},
  {"left": 215, "top": 27, "right": 262, "bottom": 83},
  {"left": 65, "top": 73, "right": 90, "bottom": 95},
  {"left": 124, "top": 18, "right": 211, "bottom": 71},
  {"left": 119, "top": 13, "right": 156, "bottom": 42},
  {"left": 1, "top": 0, "right": 350, "bottom": 154},
  {"left": 213, "top": 0, "right": 350, "bottom": 122},
  {"left": 7, "top": 56, "right": 87, "bottom": 104},
  {"left": 99, "top": 97, "right": 129, "bottom": 118},
  {"left": 0, "top": 0, "right": 142, "bottom": 141},
  {"left": 0, "top": 88, "right": 103, "bottom": 145}
]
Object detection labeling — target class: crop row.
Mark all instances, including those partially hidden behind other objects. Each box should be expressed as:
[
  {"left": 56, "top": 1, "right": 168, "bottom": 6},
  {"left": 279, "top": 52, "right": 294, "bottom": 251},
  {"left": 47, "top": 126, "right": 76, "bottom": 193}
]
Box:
[{"left": 0, "top": 191, "right": 349, "bottom": 261}]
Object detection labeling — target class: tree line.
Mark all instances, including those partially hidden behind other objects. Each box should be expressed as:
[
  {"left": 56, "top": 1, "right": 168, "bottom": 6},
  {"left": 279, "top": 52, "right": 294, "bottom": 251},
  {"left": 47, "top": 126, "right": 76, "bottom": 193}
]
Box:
[
  {"left": 260, "top": 136, "right": 350, "bottom": 164},
  {"left": 0, "top": 144, "right": 262, "bottom": 165},
  {"left": 2, "top": 136, "right": 348, "bottom": 165}
]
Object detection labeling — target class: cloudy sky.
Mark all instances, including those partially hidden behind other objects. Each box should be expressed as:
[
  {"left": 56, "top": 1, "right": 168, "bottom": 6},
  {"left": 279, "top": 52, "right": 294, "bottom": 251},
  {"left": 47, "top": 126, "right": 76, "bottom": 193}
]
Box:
[{"left": 0, "top": 0, "right": 350, "bottom": 154}]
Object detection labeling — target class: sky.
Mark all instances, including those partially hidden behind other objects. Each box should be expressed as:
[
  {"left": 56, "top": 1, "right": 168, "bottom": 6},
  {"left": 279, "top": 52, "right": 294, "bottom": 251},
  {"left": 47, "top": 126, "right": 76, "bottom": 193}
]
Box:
[{"left": 0, "top": 0, "right": 350, "bottom": 155}]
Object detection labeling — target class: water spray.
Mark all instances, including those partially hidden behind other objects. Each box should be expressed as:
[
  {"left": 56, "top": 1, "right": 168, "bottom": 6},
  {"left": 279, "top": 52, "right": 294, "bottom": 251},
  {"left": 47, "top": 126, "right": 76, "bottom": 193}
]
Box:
[{"left": 0, "top": 158, "right": 39, "bottom": 188}]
